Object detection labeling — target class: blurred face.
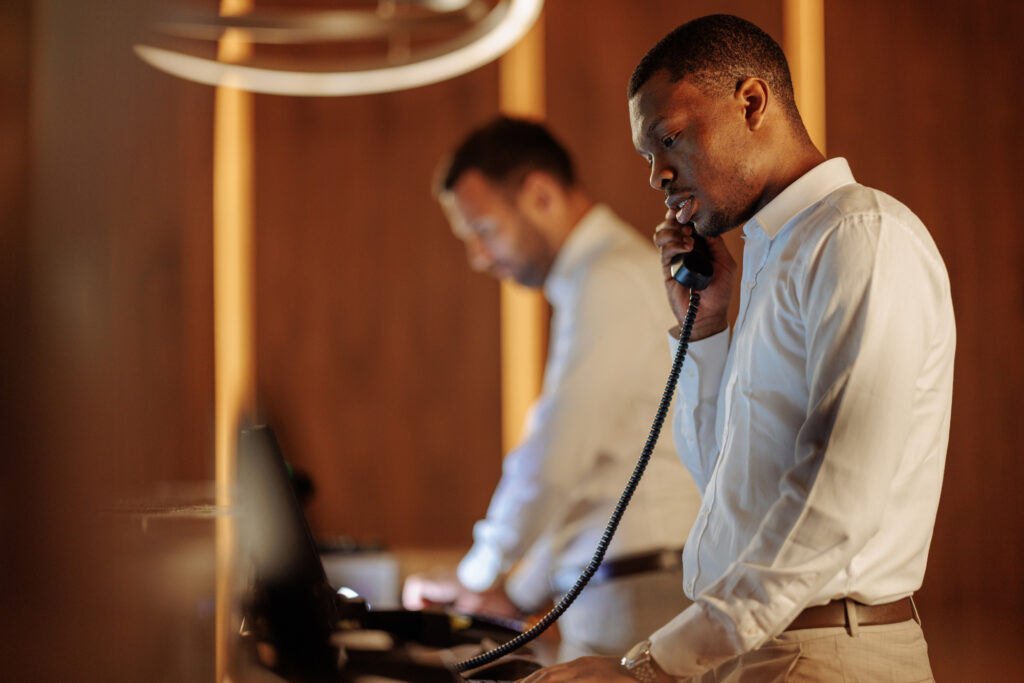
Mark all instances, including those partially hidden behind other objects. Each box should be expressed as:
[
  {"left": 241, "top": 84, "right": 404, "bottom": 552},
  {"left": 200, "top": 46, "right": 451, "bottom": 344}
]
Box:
[
  {"left": 440, "top": 170, "right": 555, "bottom": 287},
  {"left": 629, "top": 69, "right": 760, "bottom": 237}
]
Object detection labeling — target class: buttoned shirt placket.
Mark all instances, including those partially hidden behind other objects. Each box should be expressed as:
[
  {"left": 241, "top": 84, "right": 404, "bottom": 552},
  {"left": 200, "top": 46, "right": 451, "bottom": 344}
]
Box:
[{"left": 686, "top": 220, "right": 775, "bottom": 597}]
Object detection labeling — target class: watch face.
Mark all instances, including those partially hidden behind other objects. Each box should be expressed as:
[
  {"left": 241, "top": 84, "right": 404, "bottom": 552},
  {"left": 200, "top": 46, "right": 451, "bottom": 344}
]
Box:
[{"left": 622, "top": 639, "right": 652, "bottom": 668}]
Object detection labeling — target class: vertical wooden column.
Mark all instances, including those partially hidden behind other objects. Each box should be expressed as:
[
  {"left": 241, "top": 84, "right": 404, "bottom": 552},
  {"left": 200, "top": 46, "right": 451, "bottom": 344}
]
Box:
[
  {"left": 783, "top": 0, "right": 827, "bottom": 154},
  {"left": 497, "top": 12, "right": 547, "bottom": 453},
  {"left": 214, "top": 1, "right": 255, "bottom": 680}
]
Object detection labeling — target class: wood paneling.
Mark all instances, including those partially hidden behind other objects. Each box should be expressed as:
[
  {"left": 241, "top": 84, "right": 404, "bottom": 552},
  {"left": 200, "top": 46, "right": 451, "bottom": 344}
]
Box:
[
  {"left": 252, "top": 71, "right": 504, "bottom": 547},
  {"left": 0, "top": 5, "right": 36, "bottom": 676},
  {"left": 29, "top": 2, "right": 217, "bottom": 489},
  {"left": 0, "top": 0, "right": 33, "bottom": 559},
  {"left": 7, "top": 0, "right": 217, "bottom": 679}
]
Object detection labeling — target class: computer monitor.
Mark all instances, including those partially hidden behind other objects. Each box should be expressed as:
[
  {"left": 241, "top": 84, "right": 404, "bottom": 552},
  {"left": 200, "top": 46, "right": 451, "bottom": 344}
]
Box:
[
  {"left": 237, "top": 425, "right": 345, "bottom": 679},
  {"left": 236, "top": 425, "right": 541, "bottom": 682}
]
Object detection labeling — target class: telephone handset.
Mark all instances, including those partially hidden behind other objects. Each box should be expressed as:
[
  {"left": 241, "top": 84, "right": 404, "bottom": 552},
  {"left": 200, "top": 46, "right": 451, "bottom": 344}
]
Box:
[{"left": 669, "top": 224, "right": 714, "bottom": 291}]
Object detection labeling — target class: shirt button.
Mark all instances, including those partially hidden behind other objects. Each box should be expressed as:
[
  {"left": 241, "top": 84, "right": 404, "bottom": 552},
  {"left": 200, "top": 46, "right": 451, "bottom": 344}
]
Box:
[{"left": 745, "top": 280, "right": 755, "bottom": 290}]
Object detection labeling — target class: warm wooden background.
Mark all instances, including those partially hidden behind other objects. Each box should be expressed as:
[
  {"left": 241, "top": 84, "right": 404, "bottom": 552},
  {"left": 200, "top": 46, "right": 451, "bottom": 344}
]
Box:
[{"left": 4, "top": 0, "right": 1022, "bottom": 680}]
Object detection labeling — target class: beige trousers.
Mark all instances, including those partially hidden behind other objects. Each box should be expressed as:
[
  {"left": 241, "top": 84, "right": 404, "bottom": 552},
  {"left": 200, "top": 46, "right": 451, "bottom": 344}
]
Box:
[
  {"left": 690, "top": 615, "right": 934, "bottom": 682},
  {"left": 555, "top": 566, "right": 690, "bottom": 663}
]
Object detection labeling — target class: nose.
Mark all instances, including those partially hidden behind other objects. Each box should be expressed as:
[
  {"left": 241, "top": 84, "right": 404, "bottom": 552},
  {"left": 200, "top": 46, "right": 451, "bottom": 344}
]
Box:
[
  {"left": 649, "top": 157, "right": 674, "bottom": 192},
  {"left": 465, "top": 236, "right": 494, "bottom": 272}
]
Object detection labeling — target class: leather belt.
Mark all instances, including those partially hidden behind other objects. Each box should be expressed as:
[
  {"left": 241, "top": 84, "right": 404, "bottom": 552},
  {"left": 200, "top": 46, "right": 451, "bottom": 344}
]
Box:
[
  {"left": 551, "top": 548, "right": 683, "bottom": 595},
  {"left": 785, "top": 597, "right": 916, "bottom": 631}
]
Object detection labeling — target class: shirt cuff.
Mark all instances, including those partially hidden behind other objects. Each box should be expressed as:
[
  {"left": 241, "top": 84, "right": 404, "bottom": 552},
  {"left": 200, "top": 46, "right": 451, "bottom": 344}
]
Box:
[
  {"left": 648, "top": 602, "right": 744, "bottom": 679},
  {"left": 457, "top": 543, "right": 504, "bottom": 592}
]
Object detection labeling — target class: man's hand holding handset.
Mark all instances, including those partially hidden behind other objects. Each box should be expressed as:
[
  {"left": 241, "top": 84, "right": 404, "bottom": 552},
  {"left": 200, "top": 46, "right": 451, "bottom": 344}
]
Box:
[{"left": 653, "top": 211, "right": 736, "bottom": 342}]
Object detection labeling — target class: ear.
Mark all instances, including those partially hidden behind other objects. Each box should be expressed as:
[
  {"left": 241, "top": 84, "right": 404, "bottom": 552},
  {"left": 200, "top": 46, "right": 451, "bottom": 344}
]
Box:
[
  {"left": 735, "top": 77, "right": 770, "bottom": 131},
  {"left": 516, "top": 171, "right": 561, "bottom": 221}
]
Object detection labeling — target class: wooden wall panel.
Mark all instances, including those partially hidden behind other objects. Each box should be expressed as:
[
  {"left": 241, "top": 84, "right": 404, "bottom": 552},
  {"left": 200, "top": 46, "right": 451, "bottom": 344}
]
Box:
[
  {"left": 29, "top": 3, "right": 217, "bottom": 490},
  {"left": 0, "top": 5, "right": 36, "bottom": 676},
  {"left": 0, "top": 0, "right": 33, "bottom": 542},
  {"left": 7, "top": 0, "right": 217, "bottom": 679},
  {"left": 252, "top": 72, "right": 504, "bottom": 547}
]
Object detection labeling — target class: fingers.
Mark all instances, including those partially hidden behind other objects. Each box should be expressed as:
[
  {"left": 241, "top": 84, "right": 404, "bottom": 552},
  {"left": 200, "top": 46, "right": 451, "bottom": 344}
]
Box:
[
  {"left": 653, "top": 213, "right": 733, "bottom": 272},
  {"left": 654, "top": 216, "right": 699, "bottom": 273},
  {"left": 521, "top": 662, "right": 573, "bottom": 682},
  {"left": 454, "top": 586, "right": 520, "bottom": 619},
  {"left": 402, "top": 577, "right": 433, "bottom": 609},
  {"left": 520, "top": 656, "right": 631, "bottom": 682},
  {"left": 401, "top": 572, "right": 460, "bottom": 609}
]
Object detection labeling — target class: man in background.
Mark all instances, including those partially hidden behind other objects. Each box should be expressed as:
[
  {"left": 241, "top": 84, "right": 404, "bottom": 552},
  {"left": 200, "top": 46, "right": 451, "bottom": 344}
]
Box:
[
  {"left": 525, "top": 14, "right": 953, "bottom": 682},
  {"left": 402, "top": 116, "right": 702, "bottom": 661}
]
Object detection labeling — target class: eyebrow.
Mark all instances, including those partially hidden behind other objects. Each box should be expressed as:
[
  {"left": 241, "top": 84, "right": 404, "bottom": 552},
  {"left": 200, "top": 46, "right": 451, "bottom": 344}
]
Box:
[
  {"left": 645, "top": 117, "right": 665, "bottom": 139},
  {"left": 634, "top": 117, "right": 664, "bottom": 156}
]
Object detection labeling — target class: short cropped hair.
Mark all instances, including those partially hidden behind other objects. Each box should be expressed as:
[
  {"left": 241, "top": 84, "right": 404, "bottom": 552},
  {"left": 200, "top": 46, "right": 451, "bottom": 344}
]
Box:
[
  {"left": 628, "top": 14, "right": 800, "bottom": 124},
  {"left": 436, "top": 116, "right": 576, "bottom": 195}
]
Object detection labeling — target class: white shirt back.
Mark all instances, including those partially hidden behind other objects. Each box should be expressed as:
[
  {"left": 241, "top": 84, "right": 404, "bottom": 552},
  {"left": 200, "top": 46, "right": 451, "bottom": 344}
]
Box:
[{"left": 457, "top": 204, "right": 703, "bottom": 609}]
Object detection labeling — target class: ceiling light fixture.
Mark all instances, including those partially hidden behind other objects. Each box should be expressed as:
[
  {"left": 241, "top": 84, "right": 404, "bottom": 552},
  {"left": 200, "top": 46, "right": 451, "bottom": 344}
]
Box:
[{"left": 134, "top": 0, "right": 544, "bottom": 97}]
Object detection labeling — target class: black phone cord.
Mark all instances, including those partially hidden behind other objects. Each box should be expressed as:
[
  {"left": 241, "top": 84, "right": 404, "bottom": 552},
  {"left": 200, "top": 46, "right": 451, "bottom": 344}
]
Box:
[{"left": 454, "top": 289, "right": 702, "bottom": 675}]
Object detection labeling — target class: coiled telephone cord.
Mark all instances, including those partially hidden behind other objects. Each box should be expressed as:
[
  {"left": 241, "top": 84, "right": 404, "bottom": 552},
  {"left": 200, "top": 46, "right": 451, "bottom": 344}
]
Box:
[{"left": 455, "top": 289, "right": 702, "bottom": 674}]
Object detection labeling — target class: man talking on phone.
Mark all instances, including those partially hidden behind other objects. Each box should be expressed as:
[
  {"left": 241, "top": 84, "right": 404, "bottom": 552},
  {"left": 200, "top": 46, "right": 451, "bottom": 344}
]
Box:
[
  {"left": 402, "top": 117, "right": 702, "bottom": 661},
  {"left": 524, "top": 14, "right": 954, "bottom": 682}
]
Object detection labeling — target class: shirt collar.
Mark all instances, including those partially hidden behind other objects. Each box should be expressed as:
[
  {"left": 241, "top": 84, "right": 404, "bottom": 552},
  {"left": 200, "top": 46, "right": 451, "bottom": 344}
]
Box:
[
  {"left": 746, "top": 157, "right": 856, "bottom": 239},
  {"left": 544, "top": 203, "right": 615, "bottom": 302}
]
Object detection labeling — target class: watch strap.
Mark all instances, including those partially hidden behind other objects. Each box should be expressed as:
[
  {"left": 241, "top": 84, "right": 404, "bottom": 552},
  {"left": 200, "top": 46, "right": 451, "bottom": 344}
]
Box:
[{"left": 621, "top": 639, "right": 666, "bottom": 682}]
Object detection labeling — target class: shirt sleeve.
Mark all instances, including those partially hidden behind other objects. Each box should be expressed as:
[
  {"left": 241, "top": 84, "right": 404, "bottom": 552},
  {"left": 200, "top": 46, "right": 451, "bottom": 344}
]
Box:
[
  {"left": 459, "top": 265, "right": 662, "bottom": 604},
  {"left": 650, "top": 214, "right": 950, "bottom": 677},
  {"left": 502, "top": 530, "right": 557, "bottom": 612},
  {"left": 669, "top": 327, "right": 729, "bottom": 495}
]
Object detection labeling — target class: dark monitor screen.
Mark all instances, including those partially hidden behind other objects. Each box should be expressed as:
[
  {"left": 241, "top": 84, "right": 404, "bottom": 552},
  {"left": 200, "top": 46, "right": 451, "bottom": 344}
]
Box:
[
  {"left": 236, "top": 425, "right": 540, "bottom": 682},
  {"left": 238, "top": 425, "right": 343, "bottom": 679}
]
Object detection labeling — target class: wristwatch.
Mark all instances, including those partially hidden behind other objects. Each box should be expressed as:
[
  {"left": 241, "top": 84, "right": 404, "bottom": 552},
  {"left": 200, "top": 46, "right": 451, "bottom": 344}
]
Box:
[{"left": 621, "top": 639, "right": 668, "bottom": 682}]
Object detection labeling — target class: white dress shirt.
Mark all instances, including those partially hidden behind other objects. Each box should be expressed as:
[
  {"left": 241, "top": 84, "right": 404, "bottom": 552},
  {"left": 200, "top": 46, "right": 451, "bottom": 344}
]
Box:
[
  {"left": 457, "top": 204, "right": 702, "bottom": 610},
  {"left": 650, "top": 159, "right": 955, "bottom": 677}
]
